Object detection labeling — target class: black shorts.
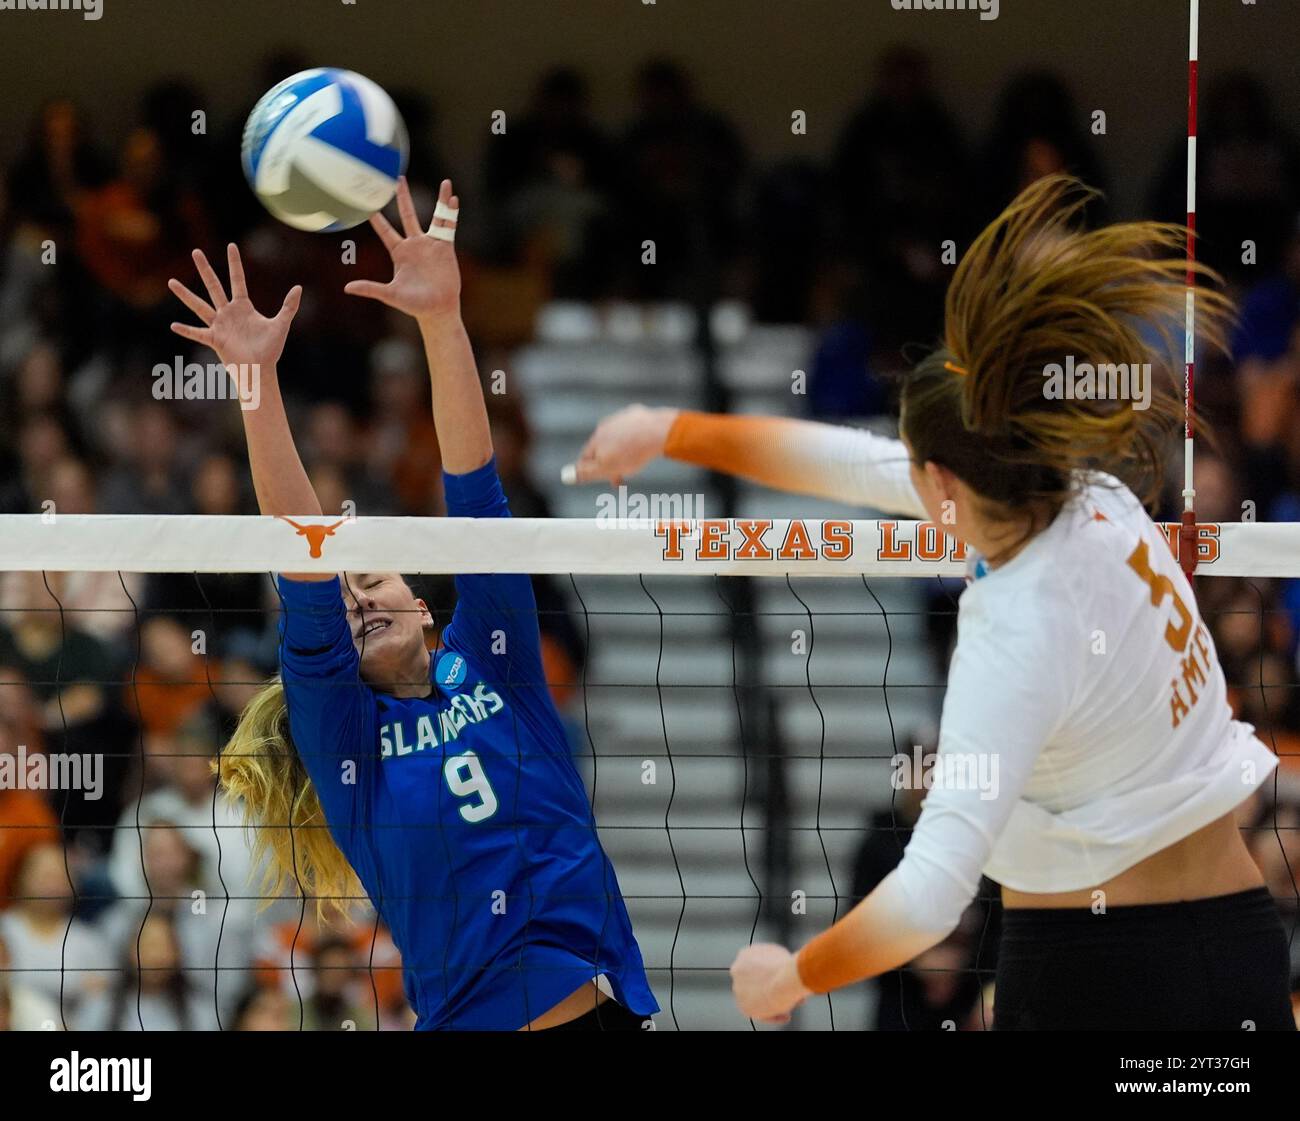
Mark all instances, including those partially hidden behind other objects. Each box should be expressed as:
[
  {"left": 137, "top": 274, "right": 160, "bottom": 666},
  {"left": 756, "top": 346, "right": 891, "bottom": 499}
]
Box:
[
  {"left": 994, "top": 886, "right": 1296, "bottom": 1031},
  {"left": 536, "top": 1000, "right": 653, "bottom": 1032}
]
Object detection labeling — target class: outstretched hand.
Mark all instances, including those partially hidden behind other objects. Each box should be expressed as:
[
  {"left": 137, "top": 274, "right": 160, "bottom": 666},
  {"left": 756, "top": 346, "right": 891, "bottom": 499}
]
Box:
[
  {"left": 345, "top": 177, "right": 461, "bottom": 324},
  {"left": 169, "top": 245, "right": 301, "bottom": 370},
  {"left": 562, "top": 405, "right": 680, "bottom": 487}
]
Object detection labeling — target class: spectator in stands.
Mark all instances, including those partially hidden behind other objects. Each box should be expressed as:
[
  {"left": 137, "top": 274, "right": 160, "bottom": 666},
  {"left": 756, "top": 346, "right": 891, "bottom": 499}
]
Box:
[
  {"left": 485, "top": 67, "right": 615, "bottom": 209},
  {"left": 365, "top": 338, "right": 442, "bottom": 515},
  {"left": 1231, "top": 216, "right": 1300, "bottom": 528},
  {"left": 302, "top": 401, "right": 395, "bottom": 516},
  {"left": 0, "top": 709, "right": 60, "bottom": 910},
  {"left": 108, "top": 707, "right": 255, "bottom": 914},
  {"left": 81, "top": 909, "right": 217, "bottom": 1030},
  {"left": 3, "top": 100, "right": 109, "bottom": 369},
  {"left": 978, "top": 70, "right": 1108, "bottom": 229},
  {"left": 139, "top": 79, "right": 215, "bottom": 206},
  {"left": 249, "top": 907, "right": 409, "bottom": 1028},
  {"left": 100, "top": 819, "right": 250, "bottom": 1027},
  {"left": 831, "top": 45, "right": 973, "bottom": 356},
  {"left": 0, "top": 457, "right": 144, "bottom": 643},
  {"left": 806, "top": 298, "right": 889, "bottom": 421},
  {"left": 749, "top": 159, "right": 829, "bottom": 324},
  {"left": 620, "top": 59, "right": 747, "bottom": 299},
  {"left": 5, "top": 98, "right": 110, "bottom": 241},
  {"left": 0, "top": 930, "right": 61, "bottom": 1030},
  {"left": 143, "top": 453, "right": 271, "bottom": 662},
  {"left": 0, "top": 843, "right": 111, "bottom": 1026},
  {"left": 1151, "top": 72, "right": 1300, "bottom": 288},
  {"left": 0, "top": 413, "right": 72, "bottom": 515},
  {"left": 1234, "top": 216, "right": 1300, "bottom": 378},
  {"left": 484, "top": 68, "right": 618, "bottom": 298},
  {"left": 0, "top": 574, "right": 120, "bottom": 749},
  {"left": 76, "top": 126, "right": 210, "bottom": 356},
  {"left": 98, "top": 401, "right": 192, "bottom": 515},
  {"left": 301, "top": 936, "right": 378, "bottom": 1031},
  {"left": 208, "top": 657, "right": 269, "bottom": 739},
  {"left": 11, "top": 339, "right": 64, "bottom": 417},
  {"left": 231, "top": 983, "right": 292, "bottom": 1031},
  {"left": 128, "top": 615, "right": 217, "bottom": 737},
  {"left": 0, "top": 665, "right": 46, "bottom": 758}
]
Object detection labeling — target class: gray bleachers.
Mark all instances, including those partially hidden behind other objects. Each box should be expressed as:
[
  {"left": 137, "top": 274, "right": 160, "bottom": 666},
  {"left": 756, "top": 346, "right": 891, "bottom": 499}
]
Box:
[{"left": 516, "top": 307, "right": 941, "bottom": 1029}]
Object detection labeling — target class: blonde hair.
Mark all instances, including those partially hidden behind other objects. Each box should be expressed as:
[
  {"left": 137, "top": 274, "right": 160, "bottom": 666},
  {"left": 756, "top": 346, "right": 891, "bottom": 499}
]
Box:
[
  {"left": 214, "top": 678, "right": 362, "bottom": 923},
  {"left": 902, "top": 174, "right": 1234, "bottom": 524}
]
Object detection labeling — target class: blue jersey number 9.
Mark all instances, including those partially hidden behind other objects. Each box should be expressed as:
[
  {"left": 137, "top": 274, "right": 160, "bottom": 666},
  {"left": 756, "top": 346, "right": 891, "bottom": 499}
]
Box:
[{"left": 444, "top": 751, "right": 499, "bottom": 822}]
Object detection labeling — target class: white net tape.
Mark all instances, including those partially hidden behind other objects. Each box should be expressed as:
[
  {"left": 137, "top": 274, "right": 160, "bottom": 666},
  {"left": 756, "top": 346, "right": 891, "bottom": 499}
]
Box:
[{"left": 5, "top": 516, "right": 1299, "bottom": 577}]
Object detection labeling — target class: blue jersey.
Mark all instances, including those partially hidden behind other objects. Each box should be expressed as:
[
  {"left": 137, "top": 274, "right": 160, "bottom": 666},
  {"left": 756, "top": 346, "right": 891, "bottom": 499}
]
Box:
[{"left": 275, "top": 459, "right": 657, "bottom": 1030}]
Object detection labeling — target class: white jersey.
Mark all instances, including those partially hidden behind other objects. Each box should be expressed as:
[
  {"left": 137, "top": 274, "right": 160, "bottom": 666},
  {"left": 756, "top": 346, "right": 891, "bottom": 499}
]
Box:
[{"left": 786, "top": 424, "right": 1276, "bottom": 938}]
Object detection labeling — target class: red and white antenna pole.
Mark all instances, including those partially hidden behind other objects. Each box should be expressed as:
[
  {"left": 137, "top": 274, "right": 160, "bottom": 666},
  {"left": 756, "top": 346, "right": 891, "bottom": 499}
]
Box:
[{"left": 1180, "top": 0, "right": 1200, "bottom": 578}]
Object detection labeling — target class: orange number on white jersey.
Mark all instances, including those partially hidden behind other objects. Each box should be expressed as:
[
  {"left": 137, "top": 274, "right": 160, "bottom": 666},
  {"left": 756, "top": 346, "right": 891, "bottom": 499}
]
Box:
[{"left": 1126, "top": 539, "right": 1193, "bottom": 653}]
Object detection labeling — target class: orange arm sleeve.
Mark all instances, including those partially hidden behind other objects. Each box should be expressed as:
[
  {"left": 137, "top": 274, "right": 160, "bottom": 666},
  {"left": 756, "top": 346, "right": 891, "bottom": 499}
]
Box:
[
  {"left": 794, "top": 889, "right": 951, "bottom": 994},
  {"left": 663, "top": 410, "right": 927, "bottom": 516},
  {"left": 795, "top": 910, "right": 875, "bottom": 994},
  {"left": 664, "top": 411, "right": 804, "bottom": 492}
]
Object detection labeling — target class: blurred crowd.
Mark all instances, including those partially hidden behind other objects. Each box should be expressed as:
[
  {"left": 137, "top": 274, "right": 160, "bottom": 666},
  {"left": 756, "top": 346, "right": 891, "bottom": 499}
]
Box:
[{"left": 1, "top": 44, "right": 1299, "bottom": 1030}]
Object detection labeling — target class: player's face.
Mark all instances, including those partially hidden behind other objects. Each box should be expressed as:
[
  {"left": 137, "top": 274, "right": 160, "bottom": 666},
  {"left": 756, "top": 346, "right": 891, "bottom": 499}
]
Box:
[{"left": 341, "top": 572, "right": 433, "bottom": 683}]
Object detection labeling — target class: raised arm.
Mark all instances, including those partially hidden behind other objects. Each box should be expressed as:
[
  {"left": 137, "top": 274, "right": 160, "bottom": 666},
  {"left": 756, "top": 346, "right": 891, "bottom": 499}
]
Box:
[
  {"left": 344, "top": 178, "right": 491, "bottom": 474},
  {"left": 346, "top": 180, "right": 547, "bottom": 692},
  {"left": 565, "top": 406, "right": 927, "bottom": 518},
  {"left": 169, "top": 245, "right": 329, "bottom": 582}
]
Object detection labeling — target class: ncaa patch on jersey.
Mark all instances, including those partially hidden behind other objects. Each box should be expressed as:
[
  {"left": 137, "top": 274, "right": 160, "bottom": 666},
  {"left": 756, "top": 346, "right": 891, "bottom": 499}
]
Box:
[{"left": 436, "top": 651, "right": 468, "bottom": 690}]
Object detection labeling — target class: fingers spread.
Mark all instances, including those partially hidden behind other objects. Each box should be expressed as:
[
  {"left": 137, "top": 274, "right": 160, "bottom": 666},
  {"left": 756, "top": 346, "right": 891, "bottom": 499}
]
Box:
[
  {"left": 168, "top": 278, "right": 215, "bottom": 325},
  {"left": 395, "top": 176, "right": 421, "bottom": 238},
  {"left": 170, "top": 322, "right": 211, "bottom": 345},
  {"left": 343, "top": 279, "right": 392, "bottom": 304},
  {"left": 277, "top": 284, "right": 303, "bottom": 321},
  {"left": 226, "top": 243, "right": 248, "bottom": 300},
  {"left": 192, "top": 249, "right": 228, "bottom": 308},
  {"left": 369, "top": 209, "right": 402, "bottom": 252}
]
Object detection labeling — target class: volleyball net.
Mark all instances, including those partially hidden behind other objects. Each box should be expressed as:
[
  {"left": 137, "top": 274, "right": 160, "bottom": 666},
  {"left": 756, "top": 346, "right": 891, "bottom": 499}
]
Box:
[{"left": 1, "top": 514, "right": 1298, "bottom": 1031}]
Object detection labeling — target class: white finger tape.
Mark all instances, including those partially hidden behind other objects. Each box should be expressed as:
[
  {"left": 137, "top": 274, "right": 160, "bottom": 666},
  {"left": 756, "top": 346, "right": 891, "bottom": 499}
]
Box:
[{"left": 427, "top": 200, "right": 460, "bottom": 241}]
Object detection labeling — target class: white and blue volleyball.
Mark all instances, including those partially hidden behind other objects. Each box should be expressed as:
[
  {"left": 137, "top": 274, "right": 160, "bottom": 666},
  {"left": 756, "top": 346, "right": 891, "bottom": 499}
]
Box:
[{"left": 241, "top": 68, "right": 409, "bottom": 232}]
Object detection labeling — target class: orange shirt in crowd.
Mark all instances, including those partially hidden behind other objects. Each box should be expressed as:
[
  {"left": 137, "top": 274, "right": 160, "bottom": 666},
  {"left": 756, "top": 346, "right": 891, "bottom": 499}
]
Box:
[
  {"left": 253, "top": 918, "right": 407, "bottom": 1015},
  {"left": 129, "top": 661, "right": 222, "bottom": 737},
  {"left": 0, "top": 790, "right": 60, "bottom": 908}
]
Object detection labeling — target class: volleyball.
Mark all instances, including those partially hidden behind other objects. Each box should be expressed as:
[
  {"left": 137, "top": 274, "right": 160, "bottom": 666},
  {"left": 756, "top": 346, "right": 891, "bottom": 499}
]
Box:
[{"left": 240, "top": 68, "right": 409, "bottom": 232}]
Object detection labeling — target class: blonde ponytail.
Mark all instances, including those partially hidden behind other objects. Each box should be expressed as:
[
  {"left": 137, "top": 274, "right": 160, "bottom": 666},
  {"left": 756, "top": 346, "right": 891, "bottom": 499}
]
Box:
[{"left": 215, "top": 679, "right": 363, "bottom": 923}]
